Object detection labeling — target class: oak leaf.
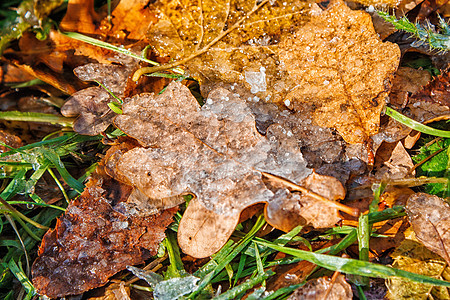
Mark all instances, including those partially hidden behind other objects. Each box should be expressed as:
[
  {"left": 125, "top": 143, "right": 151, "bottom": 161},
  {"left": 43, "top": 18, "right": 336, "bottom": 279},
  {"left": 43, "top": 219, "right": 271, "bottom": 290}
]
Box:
[
  {"left": 279, "top": 0, "right": 400, "bottom": 144},
  {"left": 113, "top": 81, "right": 352, "bottom": 257},
  {"left": 61, "top": 61, "right": 135, "bottom": 135},
  {"left": 31, "top": 164, "right": 177, "bottom": 298}
]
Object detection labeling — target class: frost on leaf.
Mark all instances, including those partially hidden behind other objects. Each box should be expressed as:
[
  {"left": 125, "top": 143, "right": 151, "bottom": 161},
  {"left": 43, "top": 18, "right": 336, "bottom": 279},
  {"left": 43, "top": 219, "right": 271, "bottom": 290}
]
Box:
[
  {"left": 279, "top": 0, "right": 400, "bottom": 144},
  {"left": 61, "top": 62, "right": 135, "bottom": 135},
  {"left": 141, "top": 0, "right": 310, "bottom": 97},
  {"left": 113, "top": 81, "right": 350, "bottom": 257},
  {"left": 406, "top": 193, "right": 450, "bottom": 264},
  {"left": 31, "top": 165, "right": 177, "bottom": 298}
]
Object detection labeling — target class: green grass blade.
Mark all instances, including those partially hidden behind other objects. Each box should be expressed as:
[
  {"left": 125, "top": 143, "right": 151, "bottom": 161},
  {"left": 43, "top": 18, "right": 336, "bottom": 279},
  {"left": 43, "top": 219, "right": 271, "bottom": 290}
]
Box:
[
  {"left": 42, "top": 149, "right": 85, "bottom": 193},
  {"left": 255, "top": 241, "right": 450, "bottom": 287},
  {"left": 7, "top": 259, "right": 35, "bottom": 299},
  {"left": 356, "top": 213, "right": 370, "bottom": 287},
  {"left": 61, "top": 31, "right": 162, "bottom": 67},
  {"left": 384, "top": 106, "right": 450, "bottom": 138},
  {"left": 0, "top": 111, "right": 74, "bottom": 127},
  {"left": 213, "top": 270, "right": 274, "bottom": 300}
]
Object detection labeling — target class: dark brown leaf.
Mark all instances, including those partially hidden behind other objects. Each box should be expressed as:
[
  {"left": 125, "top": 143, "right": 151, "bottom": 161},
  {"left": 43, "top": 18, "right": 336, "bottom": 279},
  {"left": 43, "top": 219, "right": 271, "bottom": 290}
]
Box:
[{"left": 32, "top": 167, "right": 177, "bottom": 298}]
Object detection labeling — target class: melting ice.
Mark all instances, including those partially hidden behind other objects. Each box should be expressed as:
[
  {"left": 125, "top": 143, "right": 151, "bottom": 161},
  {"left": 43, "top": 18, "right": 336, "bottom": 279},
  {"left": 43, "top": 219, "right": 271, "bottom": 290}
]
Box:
[{"left": 245, "top": 67, "right": 267, "bottom": 94}]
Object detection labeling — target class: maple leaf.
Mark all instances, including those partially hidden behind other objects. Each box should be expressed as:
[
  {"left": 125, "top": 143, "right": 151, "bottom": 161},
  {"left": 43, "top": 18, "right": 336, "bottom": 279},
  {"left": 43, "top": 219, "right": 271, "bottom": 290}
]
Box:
[
  {"left": 113, "top": 81, "right": 356, "bottom": 258},
  {"left": 31, "top": 163, "right": 177, "bottom": 298},
  {"left": 279, "top": 0, "right": 400, "bottom": 144}
]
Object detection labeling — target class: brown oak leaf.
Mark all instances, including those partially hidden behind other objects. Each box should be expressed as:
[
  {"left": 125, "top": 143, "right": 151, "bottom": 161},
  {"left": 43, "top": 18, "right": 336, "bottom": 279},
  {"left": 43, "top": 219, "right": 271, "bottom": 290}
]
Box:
[
  {"left": 113, "top": 81, "right": 353, "bottom": 258},
  {"left": 31, "top": 165, "right": 177, "bottom": 298},
  {"left": 61, "top": 61, "right": 135, "bottom": 135},
  {"left": 279, "top": 0, "right": 400, "bottom": 144}
]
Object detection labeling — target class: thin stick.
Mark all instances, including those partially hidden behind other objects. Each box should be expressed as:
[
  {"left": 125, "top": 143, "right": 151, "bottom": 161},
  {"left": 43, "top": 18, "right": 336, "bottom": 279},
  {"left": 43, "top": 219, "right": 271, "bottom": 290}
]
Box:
[{"left": 262, "top": 172, "right": 360, "bottom": 217}]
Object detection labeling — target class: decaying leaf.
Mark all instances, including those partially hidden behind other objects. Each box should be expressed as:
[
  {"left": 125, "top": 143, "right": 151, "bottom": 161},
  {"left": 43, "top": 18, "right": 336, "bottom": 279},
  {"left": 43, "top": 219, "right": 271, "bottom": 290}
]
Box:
[
  {"left": 406, "top": 193, "right": 450, "bottom": 264},
  {"left": 31, "top": 166, "right": 177, "bottom": 298},
  {"left": 279, "top": 0, "right": 400, "bottom": 144},
  {"left": 113, "top": 81, "right": 352, "bottom": 257},
  {"left": 142, "top": 0, "right": 310, "bottom": 95},
  {"left": 373, "top": 141, "right": 415, "bottom": 180},
  {"left": 389, "top": 67, "right": 432, "bottom": 108},
  {"left": 61, "top": 61, "right": 136, "bottom": 135},
  {"left": 89, "top": 282, "right": 131, "bottom": 300},
  {"left": 386, "top": 238, "right": 450, "bottom": 300},
  {"left": 288, "top": 274, "right": 353, "bottom": 300},
  {"left": 410, "top": 69, "right": 450, "bottom": 107}
]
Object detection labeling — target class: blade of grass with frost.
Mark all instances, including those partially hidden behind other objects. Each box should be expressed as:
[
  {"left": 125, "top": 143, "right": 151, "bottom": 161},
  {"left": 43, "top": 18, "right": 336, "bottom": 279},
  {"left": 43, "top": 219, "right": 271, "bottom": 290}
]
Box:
[
  {"left": 384, "top": 106, "right": 450, "bottom": 138},
  {"left": 213, "top": 271, "right": 274, "bottom": 300},
  {"left": 61, "top": 31, "right": 184, "bottom": 75},
  {"left": 255, "top": 240, "right": 450, "bottom": 287},
  {"left": 0, "top": 111, "right": 74, "bottom": 127},
  {"left": 377, "top": 11, "right": 450, "bottom": 51},
  {"left": 261, "top": 283, "right": 304, "bottom": 300}
]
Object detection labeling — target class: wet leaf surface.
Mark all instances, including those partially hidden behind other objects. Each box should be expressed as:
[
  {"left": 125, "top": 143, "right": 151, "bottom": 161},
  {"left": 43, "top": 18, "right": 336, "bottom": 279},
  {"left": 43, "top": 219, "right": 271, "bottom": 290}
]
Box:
[
  {"left": 61, "top": 61, "right": 137, "bottom": 135},
  {"left": 31, "top": 166, "right": 177, "bottom": 298},
  {"left": 280, "top": 0, "right": 400, "bottom": 144},
  {"left": 113, "top": 81, "right": 350, "bottom": 257},
  {"left": 406, "top": 193, "right": 450, "bottom": 264}
]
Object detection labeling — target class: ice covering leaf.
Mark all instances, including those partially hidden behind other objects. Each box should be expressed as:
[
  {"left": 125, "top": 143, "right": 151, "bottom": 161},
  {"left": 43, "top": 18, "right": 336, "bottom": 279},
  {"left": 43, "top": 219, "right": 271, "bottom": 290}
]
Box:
[
  {"left": 113, "top": 81, "right": 352, "bottom": 257},
  {"left": 279, "top": 0, "right": 400, "bottom": 144},
  {"left": 288, "top": 274, "right": 353, "bottom": 300},
  {"left": 61, "top": 61, "right": 136, "bottom": 135},
  {"left": 406, "top": 193, "right": 450, "bottom": 264},
  {"left": 31, "top": 166, "right": 177, "bottom": 298}
]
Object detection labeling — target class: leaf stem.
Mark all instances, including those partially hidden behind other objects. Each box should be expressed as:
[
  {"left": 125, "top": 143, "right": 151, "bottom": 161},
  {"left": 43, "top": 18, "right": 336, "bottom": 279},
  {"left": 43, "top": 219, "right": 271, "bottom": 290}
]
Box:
[{"left": 262, "top": 172, "right": 360, "bottom": 217}]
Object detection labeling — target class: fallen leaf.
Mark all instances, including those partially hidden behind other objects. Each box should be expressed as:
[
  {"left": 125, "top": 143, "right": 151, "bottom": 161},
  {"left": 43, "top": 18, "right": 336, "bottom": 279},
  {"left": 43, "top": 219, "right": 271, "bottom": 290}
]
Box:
[
  {"left": 31, "top": 166, "right": 177, "bottom": 298},
  {"left": 410, "top": 69, "right": 450, "bottom": 107},
  {"left": 59, "top": 0, "right": 102, "bottom": 34},
  {"left": 389, "top": 67, "right": 432, "bottom": 107},
  {"left": 373, "top": 141, "right": 415, "bottom": 180},
  {"left": 89, "top": 282, "right": 131, "bottom": 300},
  {"left": 386, "top": 238, "right": 450, "bottom": 299},
  {"left": 113, "top": 81, "right": 353, "bottom": 257},
  {"left": 61, "top": 61, "right": 136, "bottom": 135},
  {"left": 406, "top": 193, "right": 450, "bottom": 264},
  {"left": 279, "top": 0, "right": 400, "bottom": 144},
  {"left": 0, "top": 130, "right": 23, "bottom": 153},
  {"left": 287, "top": 274, "right": 353, "bottom": 300},
  {"left": 138, "top": 0, "right": 311, "bottom": 96}
]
